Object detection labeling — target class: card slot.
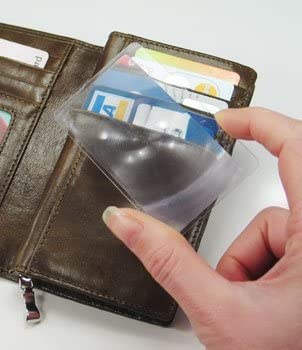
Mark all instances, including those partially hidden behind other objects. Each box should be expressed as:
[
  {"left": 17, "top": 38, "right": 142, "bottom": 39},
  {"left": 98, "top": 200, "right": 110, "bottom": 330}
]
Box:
[
  {"left": 0, "top": 103, "right": 38, "bottom": 202},
  {"left": 0, "top": 56, "right": 54, "bottom": 75},
  {"left": 0, "top": 75, "right": 46, "bottom": 104},
  {"left": 70, "top": 108, "right": 212, "bottom": 146},
  {"left": 0, "top": 91, "right": 39, "bottom": 112},
  {"left": 0, "top": 56, "right": 54, "bottom": 85},
  {"left": 0, "top": 28, "right": 71, "bottom": 73},
  {"left": 182, "top": 104, "right": 215, "bottom": 119},
  {"left": 173, "top": 83, "right": 251, "bottom": 109},
  {"left": 0, "top": 71, "right": 48, "bottom": 89},
  {"left": 156, "top": 81, "right": 229, "bottom": 115},
  {"left": 0, "top": 51, "right": 60, "bottom": 74},
  {"left": 0, "top": 27, "right": 70, "bottom": 59},
  {"left": 158, "top": 79, "right": 249, "bottom": 108},
  {"left": 62, "top": 108, "right": 238, "bottom": 232}
]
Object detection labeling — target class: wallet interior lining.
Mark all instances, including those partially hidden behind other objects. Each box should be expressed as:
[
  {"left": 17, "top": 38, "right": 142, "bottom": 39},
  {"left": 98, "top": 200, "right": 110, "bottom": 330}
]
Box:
[{"left": 0, "top": 57, "right": 54, "bottom": 86}]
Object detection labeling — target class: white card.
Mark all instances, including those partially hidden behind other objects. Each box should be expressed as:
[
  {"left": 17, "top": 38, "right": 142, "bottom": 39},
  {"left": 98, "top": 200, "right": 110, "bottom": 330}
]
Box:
[
  {"left": 0, "top": 39, "right": 49, "bottom": 69},
  {"left": 133, "top": 104, "right": 190, "bottom": 140}
]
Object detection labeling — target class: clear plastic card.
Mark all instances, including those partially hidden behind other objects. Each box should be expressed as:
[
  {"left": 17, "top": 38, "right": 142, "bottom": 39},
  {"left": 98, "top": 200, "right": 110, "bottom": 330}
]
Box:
[{"left": 56, "top": 43, "right": 257, "bottom": 231}]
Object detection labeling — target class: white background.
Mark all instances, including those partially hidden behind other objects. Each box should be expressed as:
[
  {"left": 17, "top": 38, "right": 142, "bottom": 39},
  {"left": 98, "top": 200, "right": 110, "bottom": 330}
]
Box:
[{"left": 0, "top": 1, "right": 301, "bottom": 349}]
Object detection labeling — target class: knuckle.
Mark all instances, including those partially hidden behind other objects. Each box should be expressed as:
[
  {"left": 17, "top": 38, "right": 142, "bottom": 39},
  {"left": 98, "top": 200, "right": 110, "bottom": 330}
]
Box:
[
  {"left": 249, "top": 107, "right": 273, "bottom": 125},
  {"left": 257, "top": 206, "right": 279, "bottom": 217},
  {"left": 287, "top": 204, "right": 302, "bottom": 238},
  {"left": 145, "top": 245, "right": 180, "bottom": 288},
  {"left": 250, "top": 106, "right": 270, "bottom": 114},
  {"left": 286, "top": 233, "right": 302, "bottom": 249},
  {"left": 283, "top": 139, "right": 302, "bottom": 154},
  {"left": 288, "top": 118, "right": 302, "bottom": 135},
  {"left": 255, "top": 206, "right": 284, "bottom": 222},
  {"left": 285, "top": 234, "right": 302, "bottom": 262}
]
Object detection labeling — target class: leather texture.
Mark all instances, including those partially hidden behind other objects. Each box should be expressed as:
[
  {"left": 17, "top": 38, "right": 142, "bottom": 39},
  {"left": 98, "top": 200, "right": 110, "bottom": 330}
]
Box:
[{"left": 0, "top": 25, "right": 257, "bottom": 326}]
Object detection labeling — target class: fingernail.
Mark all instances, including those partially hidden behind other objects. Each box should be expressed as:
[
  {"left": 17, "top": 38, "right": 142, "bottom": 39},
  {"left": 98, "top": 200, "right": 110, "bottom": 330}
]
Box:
[
  {"left": 102, "top": 206, "right": 120, "bottom": 225},
  {"left": 102, "top": 206, "right": 144, "bottom": 247},
  {"left": 214, "top": 109, "right": 228, "bottom": 121}
]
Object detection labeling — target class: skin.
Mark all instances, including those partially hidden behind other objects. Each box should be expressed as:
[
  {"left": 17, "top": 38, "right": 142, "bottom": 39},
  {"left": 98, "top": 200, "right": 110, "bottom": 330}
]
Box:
[{"left": 102, "top": 107, "right": 302, "bottom": 350}]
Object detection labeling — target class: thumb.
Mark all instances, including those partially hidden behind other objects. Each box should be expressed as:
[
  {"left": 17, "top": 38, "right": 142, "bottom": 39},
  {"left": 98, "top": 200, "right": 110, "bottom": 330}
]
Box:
[{"left": 102, "top": 206, "right": 233, "bottom": 324}]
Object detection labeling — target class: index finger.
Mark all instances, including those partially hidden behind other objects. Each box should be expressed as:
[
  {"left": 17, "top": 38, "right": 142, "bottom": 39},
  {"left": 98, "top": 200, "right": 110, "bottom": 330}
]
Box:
[
  {"left": 215, "top": 107, "right": 302, "bottom": 210},
  {"left": 215, "top": 107, "right": 302, "bottom": 156}
]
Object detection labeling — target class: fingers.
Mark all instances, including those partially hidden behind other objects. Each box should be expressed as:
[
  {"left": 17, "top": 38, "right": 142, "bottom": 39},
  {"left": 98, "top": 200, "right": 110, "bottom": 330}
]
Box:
[
  {"left": 215, "top": 107, "right": 302, "bottom": 156},
  {"left": 216, "top": 107, "right": 302, "bottom": 225},
  {"left": 280, "top": 140, "right": 302, "bottom": 255},
  {"left": 102, "top": 206, "right": 233, "bottom": 323},
  {"left": 216, "top": 207, "right": 289, "bottom": 281},
  {"left": 278, "top": 139, "right": 302, "bottom": 211}
]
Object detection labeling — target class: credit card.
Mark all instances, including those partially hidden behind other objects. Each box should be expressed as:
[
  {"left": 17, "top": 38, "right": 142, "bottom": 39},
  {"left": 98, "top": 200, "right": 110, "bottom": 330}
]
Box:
[
  {"left": 84, "top": 86, "right": 219, "bottom": 139},
  {"left": 87, "top": 64, "right": 221, "bottom": 137},
  {"left": 133, "top": 49, "right": 239, "bottom": 100},
  {"left": 0, "top": 109, "right": 12, "bottom": 144},
  {"left": 133, "top": 104, "right": 195, "bottom": 140},
  {"left": 158, "top": 82, "right": 229, "bottom": 114},
  {"left": 95, "top": 60, "right": 228, "bottom": 117},
  {"left": 133, "top": 104, "right": 218, "bottom": 142},
  {"left": 0, "top": 39, "right": 49, "bottom": 69},
  {"left": 86, "top": 88, "right": 135, "bottom": 121}
]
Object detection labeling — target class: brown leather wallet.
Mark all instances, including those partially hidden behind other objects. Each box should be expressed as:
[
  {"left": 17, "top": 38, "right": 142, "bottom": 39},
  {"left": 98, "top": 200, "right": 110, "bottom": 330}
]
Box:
[{"left": 0, "top": 23, "right": 257, "bottom": 326}]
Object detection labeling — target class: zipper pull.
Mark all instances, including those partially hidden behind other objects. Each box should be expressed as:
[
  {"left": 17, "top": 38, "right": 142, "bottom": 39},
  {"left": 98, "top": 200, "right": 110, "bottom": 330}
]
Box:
[{"left": 19, "top": 275, "right": 41, "bottom": 323}]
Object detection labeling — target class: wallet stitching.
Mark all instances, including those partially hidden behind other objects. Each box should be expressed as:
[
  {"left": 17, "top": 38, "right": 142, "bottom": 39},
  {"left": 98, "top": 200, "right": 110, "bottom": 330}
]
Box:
[
  {"left": 27, "top": 148, "right": 175, "bottom": 319},
  {"left": 188, "top": 213, "right": 209, "bottom": 246},
  {"left": 23, "top": 43, "right": 102, "bottom": 273},
  {"left": 36, "top": 283, "right": 169, "bottom": 324},
  {"left": 192, "top": 215, "right": 209, "bottom": 248},
  {"left": 28, "top": 270, "right": 176, "bottom": 319},
  {"left": 0, "top": 43, "right": 72, "bottom": 200},
  {"left": 0, "top": 105, "right": 16, "bottom": 156},
  {"left": 28, "top": 147, "right": 84, "bottom": 270},
  {"left": 0, "top": 266, "right": 170, "bottom": 322},
  {"left": 0, "top": 23, "right": 101, "bottom": 51}
]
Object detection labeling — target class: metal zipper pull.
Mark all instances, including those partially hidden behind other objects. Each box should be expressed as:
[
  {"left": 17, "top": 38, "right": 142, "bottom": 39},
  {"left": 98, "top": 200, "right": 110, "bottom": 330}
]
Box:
[{"left": 19, "top": 275, "right": 41, "bottom": 323}]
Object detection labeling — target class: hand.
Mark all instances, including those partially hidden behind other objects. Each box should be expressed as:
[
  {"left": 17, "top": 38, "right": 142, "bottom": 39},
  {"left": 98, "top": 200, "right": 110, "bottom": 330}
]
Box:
[{"left": 102, "top": 108, "right": 302, "bottom": 350}]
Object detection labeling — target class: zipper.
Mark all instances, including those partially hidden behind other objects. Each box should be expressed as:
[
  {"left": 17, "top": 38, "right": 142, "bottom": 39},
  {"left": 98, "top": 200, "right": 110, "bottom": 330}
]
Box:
[{"left": 19, "top": 275, "right": 41, "bottom": 323}]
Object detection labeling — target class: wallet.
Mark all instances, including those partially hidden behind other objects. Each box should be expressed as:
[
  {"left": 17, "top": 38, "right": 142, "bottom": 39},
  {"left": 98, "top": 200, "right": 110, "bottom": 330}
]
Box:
[{"left": 0, "top": 23, "right": 257, "bottom": 326}]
